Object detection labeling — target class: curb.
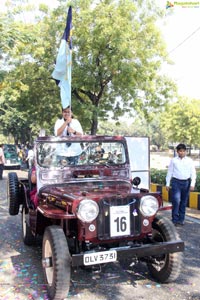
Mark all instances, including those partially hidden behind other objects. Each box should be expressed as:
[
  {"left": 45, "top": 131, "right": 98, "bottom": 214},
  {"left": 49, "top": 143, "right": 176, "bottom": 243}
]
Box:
[{"left": 150, "top": 183, "right": 200, "bottom": 210}]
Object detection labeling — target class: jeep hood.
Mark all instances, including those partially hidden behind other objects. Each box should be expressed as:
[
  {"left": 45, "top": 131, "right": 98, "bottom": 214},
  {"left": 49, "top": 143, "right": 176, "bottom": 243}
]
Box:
[{"left": 39, "top": 179, "right": 133, "bottom": 202}]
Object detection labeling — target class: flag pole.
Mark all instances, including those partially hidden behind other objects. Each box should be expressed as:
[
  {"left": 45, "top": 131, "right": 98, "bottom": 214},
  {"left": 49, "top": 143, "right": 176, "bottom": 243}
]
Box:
[{"left": 52, "top": 6, "right": 72, "bottom": 109}]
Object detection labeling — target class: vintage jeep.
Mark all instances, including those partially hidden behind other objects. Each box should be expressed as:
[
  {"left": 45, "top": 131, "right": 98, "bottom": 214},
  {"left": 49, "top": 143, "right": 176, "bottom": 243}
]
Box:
[{"left": 7, "top": 135, "right": 184, "bottom": 300}]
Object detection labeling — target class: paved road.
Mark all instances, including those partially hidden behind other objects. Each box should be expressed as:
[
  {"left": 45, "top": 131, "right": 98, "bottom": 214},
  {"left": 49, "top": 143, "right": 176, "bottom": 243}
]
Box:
[{"left": 0, "top": 171, "right": 200, "bottom": 300}]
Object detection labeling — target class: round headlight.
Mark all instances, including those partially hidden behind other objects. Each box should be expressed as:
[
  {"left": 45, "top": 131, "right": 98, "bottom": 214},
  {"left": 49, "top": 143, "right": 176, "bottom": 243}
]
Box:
[
  {"left": 140, "top": 195, "right": 159, "bottom": 217},
  {"left": 77, "top": 199, "right": 99, "bottom": 223}
]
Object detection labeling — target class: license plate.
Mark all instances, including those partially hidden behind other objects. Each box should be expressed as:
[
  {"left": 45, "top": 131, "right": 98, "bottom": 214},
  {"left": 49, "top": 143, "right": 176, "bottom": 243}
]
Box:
[
  {"left": 83, "top": 250, "right": 117, "bottom": 266},
  {"left": 110, "top": 205, "right": 130, "bottom": 237}
]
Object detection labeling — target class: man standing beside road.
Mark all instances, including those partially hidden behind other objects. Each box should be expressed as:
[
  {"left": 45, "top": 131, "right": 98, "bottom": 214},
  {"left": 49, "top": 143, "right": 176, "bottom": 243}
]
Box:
[{"left": 166, "top": 143, "right": 196, "bottom": 226}]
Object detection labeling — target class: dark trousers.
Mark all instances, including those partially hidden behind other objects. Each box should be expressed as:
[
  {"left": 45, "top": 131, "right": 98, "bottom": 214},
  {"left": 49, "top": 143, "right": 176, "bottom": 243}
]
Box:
[
  {"left": 171, "top": 178, "right": 190, "bottom": 223},
  {"left": 0, "top": 164, "right": 4, "bottom": 179}
]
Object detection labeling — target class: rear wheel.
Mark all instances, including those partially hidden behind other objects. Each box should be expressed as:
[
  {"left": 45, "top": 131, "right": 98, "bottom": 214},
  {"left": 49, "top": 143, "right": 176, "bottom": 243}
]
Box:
[
  {"left": 147, "top": 215, "right": 183, "bottom": 283},
  {"left": 42, "top": 226, "right": 71, "bottom": 300},
  {"left": 22, "top": 205, "right": 35, "bottom": 245},
  {"left": 7, "top": 172, "right": 20, "bottom": 215}
]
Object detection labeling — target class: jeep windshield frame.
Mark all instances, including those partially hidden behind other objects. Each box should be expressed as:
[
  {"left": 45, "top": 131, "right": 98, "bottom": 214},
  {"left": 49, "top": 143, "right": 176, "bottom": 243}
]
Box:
[{"left": 36, "top": 137, "right": 127, "bottom": 169}]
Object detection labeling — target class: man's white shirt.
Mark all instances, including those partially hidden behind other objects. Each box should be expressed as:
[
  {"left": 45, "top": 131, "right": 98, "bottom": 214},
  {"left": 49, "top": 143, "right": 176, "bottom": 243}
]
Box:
[
  {"left": 166, "top": 156, "right": 196, "bottom": 187},
  {"left": 54, "top": 118, "right": 83, "bottom": 137},
  {"left": 54, "top": 118, "right": 83, "bottom": 157}
]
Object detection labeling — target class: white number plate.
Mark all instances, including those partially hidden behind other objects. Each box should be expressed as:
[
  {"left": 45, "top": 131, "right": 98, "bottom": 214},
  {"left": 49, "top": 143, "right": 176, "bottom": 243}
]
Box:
[
  {"left": 83, "top": 250, "right": 117, "bottom": 266},
  {"left": 110, "top": 205, "right": 130, "bottom": 237}
]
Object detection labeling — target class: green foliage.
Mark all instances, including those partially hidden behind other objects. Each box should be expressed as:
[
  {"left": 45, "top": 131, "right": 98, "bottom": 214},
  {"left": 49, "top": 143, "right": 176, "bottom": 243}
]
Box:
[
  {"left": 150, "top": 168, "right": 200, "bottom": 192},
  {"left": 72, "top": 0, "right": 176, "bottom": 133},
  {"left": 0, "top": 0, "right": 177, "bottom": 142},
  {"left": 98, "top": 114, "right": 169, "bottom": 150},
  {"left": 98, "top": 96, "right": 200, "bottom": 150},
  {"left": 195, "top": 171, "right": 200, "bottom": 193},
  {"left": 0, "top": 3, "right": 60, "bottom": 143},
  {"left": 150, "top": 168, "right": 167, "bottom": 185},
  {"left": 160, "top": 97, "right": 200, "bottom": 147}
]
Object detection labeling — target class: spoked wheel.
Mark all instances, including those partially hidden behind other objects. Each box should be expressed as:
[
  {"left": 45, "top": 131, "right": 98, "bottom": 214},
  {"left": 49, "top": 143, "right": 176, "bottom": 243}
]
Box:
[
  {"left": 7, "top": 172, "right": 20, "bottom": 215},
  {"left": 42, "top": 226, "right": 71, "bottom": 300},
  {"left": 21, "top": 205, "right": 35, "bottom": 246},
  {"left": 147, "top": 215, "right": 183, "bottom": 283}
]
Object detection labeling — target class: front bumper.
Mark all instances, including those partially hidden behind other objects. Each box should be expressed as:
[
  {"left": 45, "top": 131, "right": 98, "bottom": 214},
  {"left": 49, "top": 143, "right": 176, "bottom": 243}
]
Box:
[{"left": 71, "top": 240, "right": 184, "bottom": 267}]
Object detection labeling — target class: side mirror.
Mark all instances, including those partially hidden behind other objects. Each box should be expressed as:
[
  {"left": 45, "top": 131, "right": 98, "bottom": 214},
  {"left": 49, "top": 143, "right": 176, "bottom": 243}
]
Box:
[{"left": 132, "top": 176, "right": 141, "bottom": 187}]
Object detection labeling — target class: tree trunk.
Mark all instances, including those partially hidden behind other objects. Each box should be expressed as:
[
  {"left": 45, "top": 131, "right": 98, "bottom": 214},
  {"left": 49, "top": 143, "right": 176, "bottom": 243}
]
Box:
[{"left": 90, "top": 111, "right": 98, "bottom": 135}]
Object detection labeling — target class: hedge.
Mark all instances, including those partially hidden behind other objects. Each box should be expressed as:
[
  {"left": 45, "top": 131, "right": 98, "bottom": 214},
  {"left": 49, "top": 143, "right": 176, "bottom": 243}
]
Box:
[{"left": 150, "top": 169, "right": 200, "bottom": 192}]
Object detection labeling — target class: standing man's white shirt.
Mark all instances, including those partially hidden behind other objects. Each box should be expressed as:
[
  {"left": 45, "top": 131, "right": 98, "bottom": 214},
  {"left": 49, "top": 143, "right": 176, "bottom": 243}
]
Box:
[
  {"left": 54, "top": 110, "right": 83, "bottom": 157},
  {"left": 54, "top": 118, "right": 83, "bottom": 137},
  {"left": 166, "top": 156, "right": 196, "bottom": 187}
]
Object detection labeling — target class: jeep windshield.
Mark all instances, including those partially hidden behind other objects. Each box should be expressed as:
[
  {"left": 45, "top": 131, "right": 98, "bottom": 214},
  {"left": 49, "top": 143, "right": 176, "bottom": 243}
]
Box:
[{"left": 36, "top": 141, "right": 126, "bottom": 168}]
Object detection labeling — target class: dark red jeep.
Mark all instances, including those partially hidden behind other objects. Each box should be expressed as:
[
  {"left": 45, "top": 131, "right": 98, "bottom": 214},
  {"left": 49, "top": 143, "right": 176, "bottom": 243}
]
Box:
[{"left": 7, "top": 135, "right": 184, "bottom": 300}]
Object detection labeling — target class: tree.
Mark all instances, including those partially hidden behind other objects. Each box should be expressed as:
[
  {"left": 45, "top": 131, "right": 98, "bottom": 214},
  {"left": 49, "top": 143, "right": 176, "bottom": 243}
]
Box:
[
  {"left": 0, "top": 0, "right": 176, "bottom": 142},
  {"left": 161, "top": 97, "right": 200, "bottom": 147},
  {"left": 0, "top": 2, "right": 61, "bottom": 143},
  {"left": 98, "top": 114, "right": 168, "bottom": 150},
  {"left": 71, "top": 0, "right": 176, "bottom": 134}
]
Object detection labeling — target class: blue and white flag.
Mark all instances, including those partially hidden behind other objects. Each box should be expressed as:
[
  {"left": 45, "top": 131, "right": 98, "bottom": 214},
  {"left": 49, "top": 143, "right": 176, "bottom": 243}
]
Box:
[{"left": 52, "top": 6, "right": 72, "bottom": 109}]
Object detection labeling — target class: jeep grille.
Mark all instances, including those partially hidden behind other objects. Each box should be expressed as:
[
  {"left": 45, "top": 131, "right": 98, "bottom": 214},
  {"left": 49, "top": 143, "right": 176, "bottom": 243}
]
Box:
[{"left": 97, "top": 196, "right": 140, "bottom": 240}]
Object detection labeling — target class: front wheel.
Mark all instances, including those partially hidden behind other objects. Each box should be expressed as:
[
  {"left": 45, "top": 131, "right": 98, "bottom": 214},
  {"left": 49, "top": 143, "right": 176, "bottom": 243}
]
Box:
[
  {"left": 42, "top": 226, "right": 71, "bottom": 300},
  {"left": 147, "top": 215, "right": 183, "bottom": 283}
]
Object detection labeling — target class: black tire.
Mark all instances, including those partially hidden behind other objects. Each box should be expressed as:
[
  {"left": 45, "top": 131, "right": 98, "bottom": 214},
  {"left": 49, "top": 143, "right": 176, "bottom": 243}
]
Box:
[
  {"left": 21, "top": 205, "right": 35, "bottom": 245},
  {"left": 147, "top": 215, "right": 183, "bottom": 283},
  {"left": 42, "top": 226, "right": 71, "bottom": 300},
  {"left": 7, "top": 172, "right": 20, "bottom": 215}
]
